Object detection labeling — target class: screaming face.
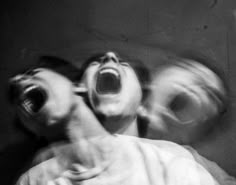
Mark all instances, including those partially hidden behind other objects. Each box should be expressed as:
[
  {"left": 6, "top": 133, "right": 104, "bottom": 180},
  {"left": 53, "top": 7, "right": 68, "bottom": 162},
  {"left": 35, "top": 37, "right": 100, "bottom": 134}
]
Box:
[
  {"left": 81, "top": 52, "right": 142, "bottom": 118},
  {"left": 145, "top": 59, "right": 226, "bottom": 143},
  {"left": 9, "top": 68, "right": 77, "bottom": 138}
]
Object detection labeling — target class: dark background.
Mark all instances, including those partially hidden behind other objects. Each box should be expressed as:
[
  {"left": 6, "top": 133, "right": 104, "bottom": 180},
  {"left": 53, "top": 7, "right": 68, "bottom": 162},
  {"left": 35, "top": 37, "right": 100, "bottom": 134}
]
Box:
[{"left": 1, "top": 0, "right": 236, "bottom": 184}]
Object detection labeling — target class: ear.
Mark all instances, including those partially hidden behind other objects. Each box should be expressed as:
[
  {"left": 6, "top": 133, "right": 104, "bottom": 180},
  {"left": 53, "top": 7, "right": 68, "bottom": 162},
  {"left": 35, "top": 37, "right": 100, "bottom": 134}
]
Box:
[{"left": 73, "top": 82, "right": 88, "bottom": 95}]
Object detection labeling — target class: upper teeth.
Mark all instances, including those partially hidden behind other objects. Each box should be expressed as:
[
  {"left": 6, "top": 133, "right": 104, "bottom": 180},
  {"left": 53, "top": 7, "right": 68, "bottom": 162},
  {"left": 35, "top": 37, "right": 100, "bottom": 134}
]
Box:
[
  {"left": 23, "top": 85, "right": 38, "bottom": 94},
  {"left": 99, "top": 68, "right": 119, "bottom": 77}
]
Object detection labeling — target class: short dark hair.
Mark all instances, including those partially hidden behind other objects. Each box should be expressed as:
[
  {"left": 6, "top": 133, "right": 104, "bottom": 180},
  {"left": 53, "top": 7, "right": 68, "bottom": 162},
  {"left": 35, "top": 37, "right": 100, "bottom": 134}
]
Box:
[
  {"left": 79, "top": 51, "right": 151, "bottom": 102},
  {"left": 37, "top": 55, "right": 82, "bottom": 82},
  {"left": 8, "top": 55, "right": 81, "bottom": 140}
]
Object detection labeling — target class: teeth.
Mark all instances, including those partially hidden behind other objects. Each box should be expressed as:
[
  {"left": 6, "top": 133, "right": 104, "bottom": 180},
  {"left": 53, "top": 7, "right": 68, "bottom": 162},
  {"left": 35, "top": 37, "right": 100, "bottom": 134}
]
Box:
[
  {"left": 24, "top": 85, "right": 38, "bottom": 94},
  {"left": 99, "top": 68, "right": 119, "bottom": 77},
  {"left": 22, "top": 99, "right": 33, "bottom": 113}
]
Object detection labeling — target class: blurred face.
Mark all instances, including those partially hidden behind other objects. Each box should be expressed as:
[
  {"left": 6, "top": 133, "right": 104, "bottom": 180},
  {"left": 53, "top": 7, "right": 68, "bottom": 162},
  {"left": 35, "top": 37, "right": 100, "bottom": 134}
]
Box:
[
  {"left": 81, "top": 52, "right": 142, "bottom": 118},
  {"left": 150, "top": 66, "right": 204, "bottom": 125},
  {"left": 147, "top": 61, "right": 225, "bottom": 135},
  {"left": 9, "top": 68, "right": 76, "bottom": 137}
]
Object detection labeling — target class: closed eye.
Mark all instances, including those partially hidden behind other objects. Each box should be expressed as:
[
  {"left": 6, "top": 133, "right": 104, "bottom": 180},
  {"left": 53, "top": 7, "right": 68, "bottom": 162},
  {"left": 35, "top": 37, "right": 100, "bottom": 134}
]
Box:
[
  {"left": 25, "top": 68, "right": 44, "bottom": 76},
  {"left": 90, "top": 61, "right": 100, "bottom": 66},
  {"left": 121, "top": 62, "right": 130, "bottom": 67}
]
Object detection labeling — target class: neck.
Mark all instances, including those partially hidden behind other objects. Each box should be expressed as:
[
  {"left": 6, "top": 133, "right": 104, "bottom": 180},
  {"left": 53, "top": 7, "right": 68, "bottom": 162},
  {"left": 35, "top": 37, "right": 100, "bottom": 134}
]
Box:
[
  {"left": 59, "top": 97, "right": 116, "bottom": 171},
  {"left": 101, "top": 115, "right": 139, "bottom": 136},
  {"left": 122, "top": 118, "right": 139, "bottom": 136}
]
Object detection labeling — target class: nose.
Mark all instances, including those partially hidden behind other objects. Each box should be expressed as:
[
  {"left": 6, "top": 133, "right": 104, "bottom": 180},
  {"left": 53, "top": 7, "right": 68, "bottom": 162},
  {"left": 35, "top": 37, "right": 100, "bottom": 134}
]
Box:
[{"left": 101, "top": 52, "right": 119, "bottom": 64}]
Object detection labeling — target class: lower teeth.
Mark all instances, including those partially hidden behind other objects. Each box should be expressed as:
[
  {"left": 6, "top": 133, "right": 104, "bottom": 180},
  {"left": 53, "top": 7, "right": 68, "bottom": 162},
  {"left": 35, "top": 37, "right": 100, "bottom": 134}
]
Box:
[{"left": 23, "top": 99, "right": 33, "bottom": 113}]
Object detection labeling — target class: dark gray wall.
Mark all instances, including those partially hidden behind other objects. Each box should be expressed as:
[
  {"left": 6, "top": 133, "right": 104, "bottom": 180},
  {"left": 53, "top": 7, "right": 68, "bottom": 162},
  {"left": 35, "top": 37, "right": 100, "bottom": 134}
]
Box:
[{"left": 1, "top": 0, "right": 236, "bottom": 184}]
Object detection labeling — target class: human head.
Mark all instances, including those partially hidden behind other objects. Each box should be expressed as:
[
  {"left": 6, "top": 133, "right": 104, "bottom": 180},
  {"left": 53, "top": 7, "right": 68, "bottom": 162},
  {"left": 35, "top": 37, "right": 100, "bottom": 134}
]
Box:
[
  {"left": 144, "top": 56, "right": 227, "bottom": 143},
  {"left": 8, "top": 56, "right": 83, "bottom": 141},
  {"left": 79, "top": 51, "right": 150, "bottom": 134}
]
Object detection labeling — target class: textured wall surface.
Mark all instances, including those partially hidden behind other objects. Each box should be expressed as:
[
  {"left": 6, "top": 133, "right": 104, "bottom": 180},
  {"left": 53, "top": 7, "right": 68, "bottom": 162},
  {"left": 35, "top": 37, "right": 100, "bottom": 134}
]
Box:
[{"left": 1, "top": 0, "right": 236, "bottom": 184}]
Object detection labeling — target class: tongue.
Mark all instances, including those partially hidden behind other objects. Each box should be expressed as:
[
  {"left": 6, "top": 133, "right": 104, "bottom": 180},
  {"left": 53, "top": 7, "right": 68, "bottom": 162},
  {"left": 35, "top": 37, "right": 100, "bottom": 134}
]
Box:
[{"left": 96, "top": 73, "right": 121, "bottom": 94}]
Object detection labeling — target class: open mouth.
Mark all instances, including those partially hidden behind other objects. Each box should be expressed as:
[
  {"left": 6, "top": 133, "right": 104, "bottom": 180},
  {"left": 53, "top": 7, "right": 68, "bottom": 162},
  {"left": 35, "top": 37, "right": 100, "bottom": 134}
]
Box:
[
  {"left": 19, "top": 85, "right": 48, "bottom": 114},
  {"left": 96, "top": 68, "right": 121, "bottom": 94},
  {"left": 7, "top": 82, "right": 49, "bottom": 115}
]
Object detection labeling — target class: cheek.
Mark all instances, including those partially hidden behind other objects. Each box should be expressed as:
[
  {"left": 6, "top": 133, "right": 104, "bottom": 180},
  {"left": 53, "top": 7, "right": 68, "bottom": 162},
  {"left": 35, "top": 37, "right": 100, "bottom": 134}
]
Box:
[
  {"left": 49, "top": 89, "right": 74, "bottom": 113},
  {"left": 82, "top": 68, "right": 97, "bottom": 88},
  {"left": 122, "top": 70, "right": 142, "bottom": 109},
  {"left": 125, "top": 70, "right": 142, "bottom": 96},
  {"left": 37, "top": 83, "right": 75, "bottom": 125}
]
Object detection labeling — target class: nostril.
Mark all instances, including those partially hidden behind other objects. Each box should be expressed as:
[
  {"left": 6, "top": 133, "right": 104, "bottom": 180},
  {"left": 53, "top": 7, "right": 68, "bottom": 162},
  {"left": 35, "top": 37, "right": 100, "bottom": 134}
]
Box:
[
  {"left": 101, "top": 52, "right": 119, "bottom": 64},
  {"left": 110, "top": 56, "right": 118, "bottom": 63},
  {"left": 102, "top": 57, "right": 109, "bottom": 64},
  {"left": 101, "top": 56, "right": 119, "bottom": 64}
]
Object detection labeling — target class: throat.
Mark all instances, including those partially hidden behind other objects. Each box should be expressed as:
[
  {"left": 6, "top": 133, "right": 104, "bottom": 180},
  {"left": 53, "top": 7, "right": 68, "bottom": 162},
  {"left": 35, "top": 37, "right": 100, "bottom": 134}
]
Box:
[
  {"left": 122, "top": 119, "right": 139, "bottom": 136},
  {"left": 53, "top": 135, "right": 119, "bottom": 181},
  {"left": 62, "top": 98, "right": 115, "bottom": 171},
  {"left": 102, "top": 116, "right": 139, "bottom": 136}
]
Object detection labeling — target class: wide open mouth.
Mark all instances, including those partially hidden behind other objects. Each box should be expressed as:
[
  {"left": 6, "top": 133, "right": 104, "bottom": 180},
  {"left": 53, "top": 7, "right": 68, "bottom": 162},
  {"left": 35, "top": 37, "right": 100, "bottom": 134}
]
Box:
[
  {"left": 96, "top": 68, "right": 121, "bottom": 94},
  {"left": 20, "top": 85, "right": 48, "bottom": 114},
  {"left": 9, "top": 83, "right": 48, "bottom": 115}
]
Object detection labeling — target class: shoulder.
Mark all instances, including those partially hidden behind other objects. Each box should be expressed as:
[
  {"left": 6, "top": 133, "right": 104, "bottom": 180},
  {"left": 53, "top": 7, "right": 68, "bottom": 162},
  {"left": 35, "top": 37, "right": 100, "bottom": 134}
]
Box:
[
  {"left": 118, "top": 135, "right": 194, "bottom": 159},
  {"left": 116, "top": 135, "right": 218, "bottom": 185},
  {"left": 16, "top": 158, "right": 61, "bottom": 185},
  {"left": 184, "top": 145, "right": 236, "bottom": 185},
  {"left": 167, "top": 157, "right": 219, "bottom": 185}
]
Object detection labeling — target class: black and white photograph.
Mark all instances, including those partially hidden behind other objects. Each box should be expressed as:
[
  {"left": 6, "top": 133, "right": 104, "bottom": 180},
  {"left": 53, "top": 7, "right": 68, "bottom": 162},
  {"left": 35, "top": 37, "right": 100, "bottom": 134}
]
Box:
[{"left": 1, "top": 0, "right": 236, "bottom": 184}]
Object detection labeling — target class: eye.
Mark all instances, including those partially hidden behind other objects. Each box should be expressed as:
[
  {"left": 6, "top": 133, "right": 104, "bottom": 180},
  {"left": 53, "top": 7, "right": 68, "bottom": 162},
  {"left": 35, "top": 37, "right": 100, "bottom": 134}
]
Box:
[
  {"left": 89, "top": 61, "right": 100, "bottom": 66},
  {"left": 121, "top": 62, "right": 130, "bottom": 67},
  {"left": 25, "top": 68, "right": 43, "bottom": 76}
]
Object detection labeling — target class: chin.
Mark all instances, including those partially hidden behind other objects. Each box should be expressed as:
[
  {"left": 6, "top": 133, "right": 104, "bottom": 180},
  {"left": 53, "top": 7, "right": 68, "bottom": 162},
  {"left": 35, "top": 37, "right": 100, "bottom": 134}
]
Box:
[{"left": 93, "top": 102, "right": 123, "bottom": 117}]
